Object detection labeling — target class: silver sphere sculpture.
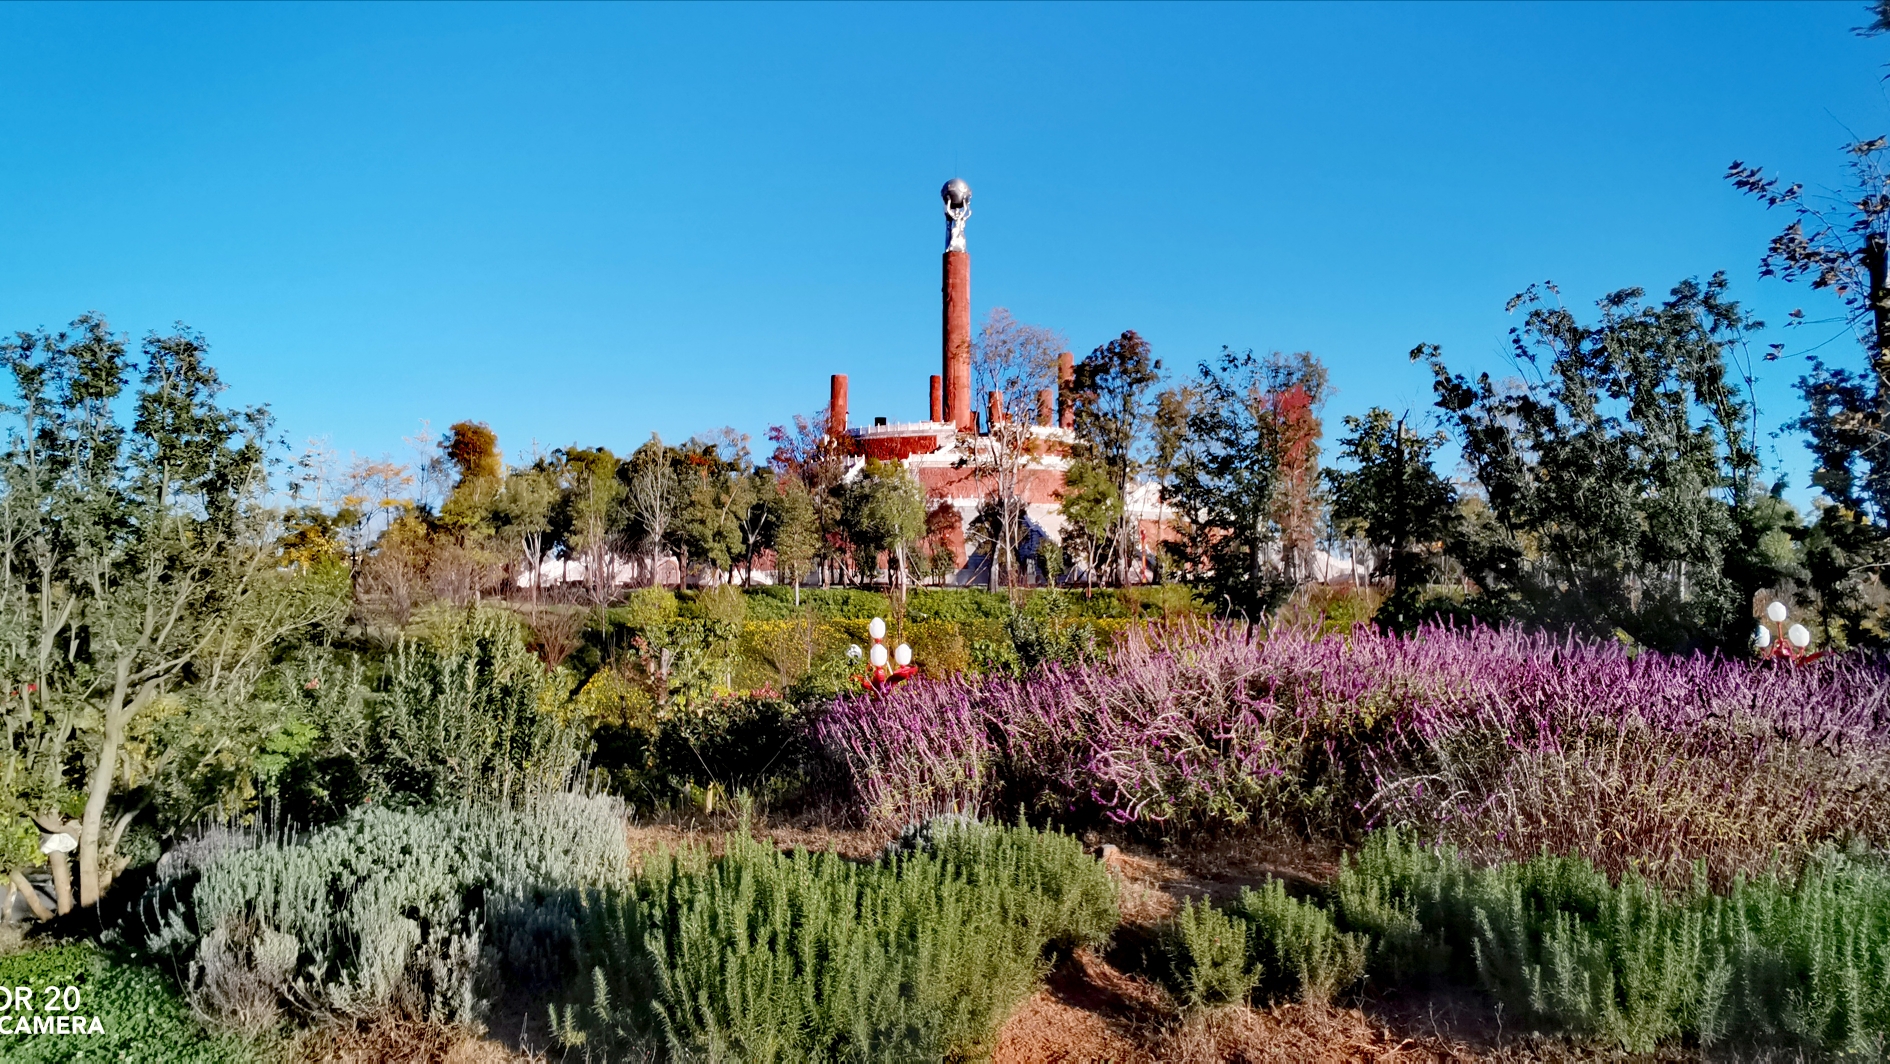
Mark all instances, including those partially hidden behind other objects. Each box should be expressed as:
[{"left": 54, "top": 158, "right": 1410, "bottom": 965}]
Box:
[{"left": 942, "top": 178, "right": 972, "bottom": 210}]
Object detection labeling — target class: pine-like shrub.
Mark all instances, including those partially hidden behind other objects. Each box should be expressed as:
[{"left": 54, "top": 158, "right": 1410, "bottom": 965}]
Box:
[
  {"left": 376, "top": 607, "right": 588, "bottom": 806},
  {"left": 1332, "top": 830, "right": 1890, "bottom": 1055},
  {"left": 141, "top": 793, "right": 630, "bottom": 1031},
  {"left": 1161, "top": 898, "right": 1255, "bottom": 1010},
  {"left": 1330, "top": 830, "right": 1470, "bottom": 982},
  {"left": 1231, "top": 879, "right": 1366, "bottom": 1004},
  {"left": 552, "top": 819, "right": 1117, "bottom": 1061}
]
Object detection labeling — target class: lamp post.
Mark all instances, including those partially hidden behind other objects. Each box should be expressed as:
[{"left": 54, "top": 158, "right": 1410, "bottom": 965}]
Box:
[
  {"left": 850, "top": 616, "right": 919, "bottom": 693},
  {"left": 1755, "top": 600, "right": 1820, "bottom": 663}
]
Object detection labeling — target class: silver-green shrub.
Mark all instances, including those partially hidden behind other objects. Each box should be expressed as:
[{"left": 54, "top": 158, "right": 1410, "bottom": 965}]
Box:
[
  {"left": 552, "top": 819, "right": 1117, "bottom": 1061},
  {"left": 143, "top": 792, "right": 629, "bottom": 1031}
]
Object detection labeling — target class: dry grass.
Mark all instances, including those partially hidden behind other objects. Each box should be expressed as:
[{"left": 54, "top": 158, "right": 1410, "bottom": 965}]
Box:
[{"left": 291, "top": 1017, "right": 540, "bottom": 1064}]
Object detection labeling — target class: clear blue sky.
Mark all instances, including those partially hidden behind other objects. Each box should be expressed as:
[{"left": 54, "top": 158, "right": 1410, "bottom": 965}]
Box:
[{"left": 0, "top": 2, "right": 1884, "bottom": 493}]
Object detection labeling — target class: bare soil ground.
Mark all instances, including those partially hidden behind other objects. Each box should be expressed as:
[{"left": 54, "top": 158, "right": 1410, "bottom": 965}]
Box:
[{"left": 300, "top": 812, "right": 1782, "bottom": 1063}]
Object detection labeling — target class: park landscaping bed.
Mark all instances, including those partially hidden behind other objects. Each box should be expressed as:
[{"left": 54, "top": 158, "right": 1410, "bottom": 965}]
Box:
[{"left": 6, "top": 615, "right": 1888, "bottom": 1062}]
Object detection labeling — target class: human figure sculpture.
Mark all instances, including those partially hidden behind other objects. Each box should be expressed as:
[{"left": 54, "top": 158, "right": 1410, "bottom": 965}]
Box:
[{"left": 943, "top": 178, "right": 972, "bottom": 252}]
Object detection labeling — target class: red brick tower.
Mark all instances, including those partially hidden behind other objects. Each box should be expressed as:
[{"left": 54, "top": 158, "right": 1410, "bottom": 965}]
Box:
[
  {"left": 1057, "top": 351, "right": 1076, "bottom": 430},
  {"left": 829, "top": 374, "right": 848, "bottom": 438},
  {"left": 942, "top": 179, "right": 973, "bottom": 431}
]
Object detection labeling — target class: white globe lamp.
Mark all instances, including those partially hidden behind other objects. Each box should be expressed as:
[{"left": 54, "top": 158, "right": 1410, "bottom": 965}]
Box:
[
  {"left": 1787, "top": 623, "right": 1812, "bottom": 650},
  {"left": 869, "top": 643, "right": 889, "bottom": 668},
  {"left": 1765, "top": 601, "right": 1789, "bottom": 624},
  {"left": 894, "top": 643, "right": 912, "bottom": 666},
  {"left": 868, "top": 617, "right": 887, "bottom": 640}
]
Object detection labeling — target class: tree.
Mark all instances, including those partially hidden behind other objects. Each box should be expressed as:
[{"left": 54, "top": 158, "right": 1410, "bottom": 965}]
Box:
[
  {"left": 1166, "top": 348, "right": 1326, "bottom": 615},
  {"left": 1730, "top": 137, "right": 1890, "bottom": 639},
  {"left": 1325, "top": 408, "right": 1458, "bottom": 630},
  {"left": 620, "top": 437, "right": 677, "bottom": 590},
  {"left": 1056, "top": 458, "right": 1121, "bottom": 589},
  {"left": 1071, "top": 331, "right": 1162, "bottom": 584},
  {"left": 1730, "top": 142, "right": 1890, "bottom": 522},
  {"left": 1260, "top": 354, "right": 1330, "bottom": 582},
  {"left": 732, "top": 468, "right": 776, "bottom": 586},
  {"left": 432, "top": 421, "right": 507, "bottom": 605},
  {"left": 842, "top": 459, "right": 927, "bottom": 608},
  {"left": 675, "top": 436, "right": 747, "bottom": 587},
  {"left": 768, "top": 409, "right": 849, "bottom": 587},
  {"left": 557, "top": 446, "right": 626, "bottom": 606},
  {"left": 1148, "top": 386, "right": 1193, "bottom": 584},
  {"left": 1421, "top": 276, "right": 1762, "bottom": 648},
  {"left": 0, "top": 317, "right": 345, "bottom": 914},
  {"left": 959, "top": 309, "right": 1064, "bottom": 591},
  {"left": 493, "top": 460, "right": 557, "bottom": 613},
  {"left": 442, "top": 420, "right": 501, "bottom": 483},
  {"left": 768, "top": 478, "right": 819, "bottom": 605}
]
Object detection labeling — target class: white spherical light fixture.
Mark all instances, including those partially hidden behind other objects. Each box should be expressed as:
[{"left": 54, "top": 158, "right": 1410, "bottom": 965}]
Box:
[
  {"left": 869, "top": 643, "right": 889, "bottom": 668},
  {"left": 1787, "top": 623, "right": 1812, "bottom": 649},
  {"left": 1765, "top": 601, "right": 1789, "bottom": 624},
  {"left": 868, "top": 617, "right": 887, "bottom": 640},
  {"left": 894, "top": 643, "right": 912, "bottom": 666},
  {"left": 1755, "top": 625, "right": 1772, "bottom": 648}
]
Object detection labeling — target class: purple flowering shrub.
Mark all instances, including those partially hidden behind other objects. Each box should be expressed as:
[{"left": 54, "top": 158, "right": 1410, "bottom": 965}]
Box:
[{"left": 815, "top": 620, "right": 1890, "bottom": 886}]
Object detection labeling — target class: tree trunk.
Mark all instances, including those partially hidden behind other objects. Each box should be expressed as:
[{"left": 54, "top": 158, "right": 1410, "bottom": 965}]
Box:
[
  {"left": 77, "top": 713, "right": 124, "bottom": 909},
  {"left": 47, "top": 848, "right": 72, "bottom": 914},
  {"left": 8, "top": 870, "right": 51, "bottom": 921}
]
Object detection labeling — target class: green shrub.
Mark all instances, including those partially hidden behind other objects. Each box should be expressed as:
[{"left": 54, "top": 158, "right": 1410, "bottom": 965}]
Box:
[
  {"left": 1331, "top": 830, "right": 1890, "bottom": 1055},
  {"left": 0, "top": 945, "right": 264, "bottom": 1063},
  {"left": 774, "top": 587, "right": 892, "bottom": 620},
  {"left": 1231, "top": 879, "right": 1366, "bottom": 1004},
  {"left": 1006, "top": 607, "right": 1100, "bottom": 674},
  {"left": 690, "top": 585, "right": 747, "bottom": 624},
  {"left": 925, "top": 817, "right": 1120, "bottom": 953},
  {"left": 1120, "top": 585, "right": 1202, "bottom": 619},
  {"left": 905, "top": 621, "right": 971, "bottom": 678},
  {"left": 906, "top": 589, "right": 1014, "bottom": 623},
  {"left": 141, "top": 793, "right": 630, "bottom": 1031},
  {"left": 596, "top": 695, "right": 814, "bottom": 809},
  {"left": 1331, "top": 831, "right": 1464, "bottom": 982},
  {"left": 376, "top": 607, "right": 588, "bottom": 806},
  {"left": 553, "top": 818, "right": 1118, "bottom": 1061},
  {"left": 629, "top": 619, "right": 743, "bottom": 712},
  {"left": 1162, "top": 899, "right": 1255, "bottom": 1010},
  {"left": 617, "top": 587, "right": 680, "bottom": 627}
]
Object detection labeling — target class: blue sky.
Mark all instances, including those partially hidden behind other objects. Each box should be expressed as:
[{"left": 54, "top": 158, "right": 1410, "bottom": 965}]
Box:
[{"left": 0, "top": 2, "right": 1884, "bottom": 494}]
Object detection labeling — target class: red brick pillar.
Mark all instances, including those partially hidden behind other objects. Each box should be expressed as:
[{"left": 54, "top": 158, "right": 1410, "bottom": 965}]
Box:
[
  {"left": 944, "top": 250, "right": 972, "bottom": 431},
  {"left": 988, "top": 390, "right": 1004, "bottom": 428},
  {"left": 930, "top": 375, "right": 943, "bottom": 422},
  {"left": 1057, "top": 352, "right": 1075, "bottom": 429},
  {"left": 1038, "top": 388, "right": 1054, "bottom": 426},
  {"left": 829, "top": 374, "right": 848, "bottom": 439}
]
